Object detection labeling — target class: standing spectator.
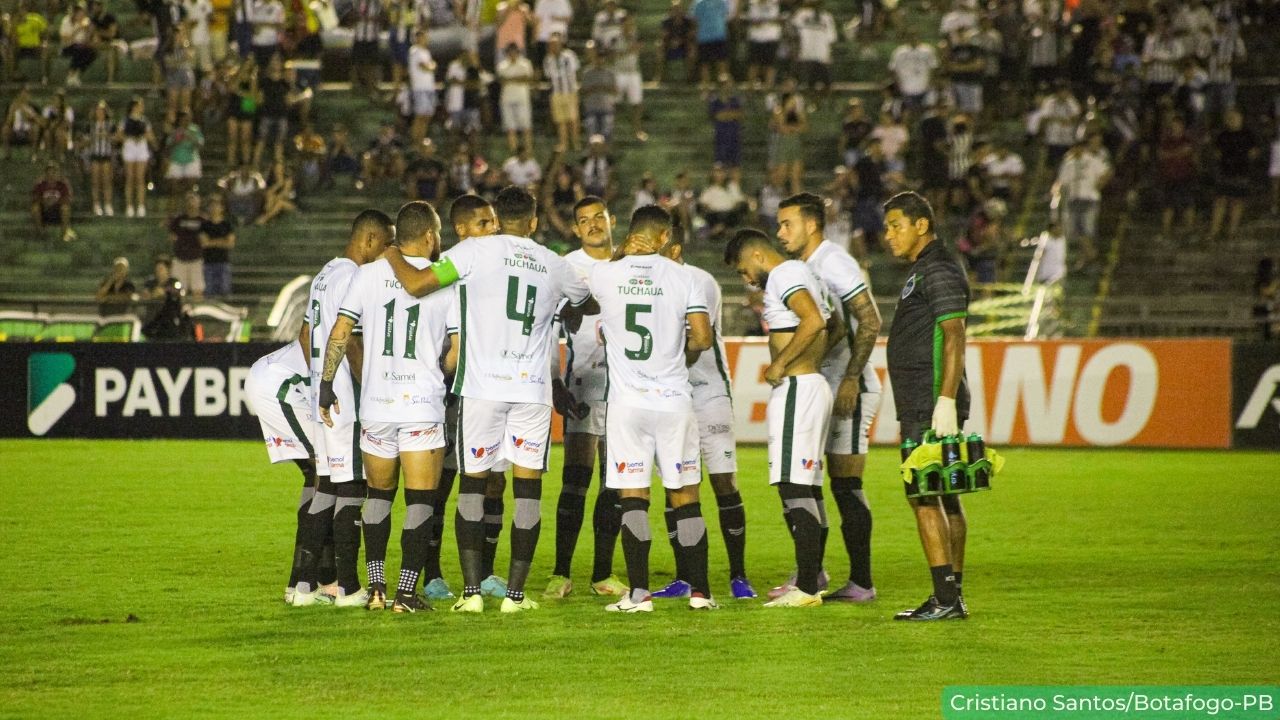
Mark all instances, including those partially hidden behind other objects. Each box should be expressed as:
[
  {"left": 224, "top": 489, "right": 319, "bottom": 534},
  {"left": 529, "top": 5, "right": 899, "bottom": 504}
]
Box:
[
  {"left": 444, "top": 50, "right": 488, "bottom": 145},
  {"left": 1155, "top": 114, "right": 1198, "bottom": 240},
  {"left": 692, "top": 0, "right": 731, "bottom": 91},
  {"left": 502, "top": 143, "right": 542, "bottom": 190},
  {"left": 250, "top": 0, "right": 284, "bottom": 67},
  {"left": 293, "top": 121, "right": 327, "bottom": 189},
  {"left": 947, "top": 27, "right": 986, "bottom": 116},
  {"left": 981, "top": 141, "right": 1025, "bottom": 202},
  {"left": 631, "top": 171, "right": 660, "bottom": 214},
  {"left": 580, "top": 134, "right": 615, "bottom": 201},
  {"left": 38, "top": 90, "right": 73, "bottom": 163},
  {"left": 324, "top": 123, "right": 359, "bottom": 186},
  {"left": 169, "top": 192, "right": 208, "bottom": 298},
  {"left": 218, "top": 163, "right": 265, "bottom": 221},
  {"left": 117, "top": 96, "right": 157, "bottom": 218},
  {"left": 31, "top": 162, "right": 74, "bottom": 241},
  {"left": 407, "top": 29, "right": 438, "bottom": 143},
  {"left": 253, "top": 58, "right": 302, "bottom": 166},
  {"left": 183, "top": 0, "right": 214, "bottom": 73},
  {"left": 851, "top": 137, "right": 889, "bottom": 243},
  {"left": 1204, "top": 19, "right": 1245, "bottom": 124},
  {"left": 361, "top": 123, "right": 408, "bottom": 190},
  {"left": 498, "top": 43, "right": 535, "bottom": 153},
  {"left": 532, "top": 0, "right": 572, "bottom": 68},
  {"left": 540, "top": 158, "right": 583, "bottom": 241},
  {"left": 58, "top": 3, "right": 96, "bottom": 87},
  {"left": 657, "top": 0, "right": 696, "bottom": 84},
  {"left": 709, "top": 73, "right": 743, "bottom": 169},
  {"left": 696, "top": 163, "right": 747, "bottom": 239},
  {"left": 1025, "top": 11, "right": 1059, "bottom": 87},
  {"left": 95, "top": 257, "right": 137, "bottom": 316},
  {"left": 14, "top": 2, "right": 49, "bottom": 85},
  {"left": 89, "top": 0, "right": 120, "bottom": 83},
  {"left": 870, "top": 108, "right": 909, "bottom": 174},
  {"left": 667, "top": 170, "right": 696, "bottom": 233},
  {"left": 613, "top": 17, "right": 647, "bottom": 142},
  {"left": 163, "top": 25, "right": 198, "bottom": 126},
  {"left": 938, "top": 0, "right": 977, "bottom": 42},
  {"left": 543, "top": 33, "right": 581, "bottom": 151},
  {"left": 769, "top": 77, "right": 809, "bottom": 193},
  {"left": 229, "top": 0, "right": 253, "bottom": 59},
  {"left": 225, "top": 59, "right": 257, "bottom": 167},
  {"left": 199, "top": 194, "right": 236, "bottom": 297},
  {"left": 790, "top": 0, "right": 837, "bottom": 102},
  {"left": 386, "top": 1, "right": 413, "bottom": 87},
  {"left": 350, "top": 0, "right": 384, "bottom": 97},
  {"left": 494, "top": 1, "right": 532, "bottom": 68},
  {"left": 757, "top": 163, "right": 787, "bottom": 231},
  {"left": 592, "top": 0, "right": 627, "bottom": 53},
  {"left": 1208, "top": 108, "right": 1259, "bottom": 242},
  {"left": 745, "top": 0, "right": 782, "bottom": 90},
  {"left": 961, "top": 197, "right": 1006, "bottom": 284},
  {"left": 1055, "top": 137, "right": 1111, "bottom": 268},
  {"left": 580, "top": 41, "right": 617, "bottom": 143},
  {"left": 404, "top": 137, "right": 447, "bottom": 203},
  {"left": 839, "top": 98, "right": 874, "bottom": 167},
  {"left": 87, "top": 100, "right": 117, "bottom": 216},
  {"left": 1036, "top": 84, "right": 1082, "bottom": 165},
  {"left": 165, "top": 110, "right": 205, "bottom": 199},
  {"left": 888, "top": 31, "right": 938, "bottom": 115},
  {"left": 1141, "top": 18, "right": 1184, "bottom": 102}
]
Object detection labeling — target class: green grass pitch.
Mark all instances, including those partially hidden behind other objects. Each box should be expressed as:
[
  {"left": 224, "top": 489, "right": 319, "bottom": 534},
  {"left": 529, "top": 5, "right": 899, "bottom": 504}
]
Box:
[{"left": 0, "top": 441, "right": 1276, "bottom": 718}]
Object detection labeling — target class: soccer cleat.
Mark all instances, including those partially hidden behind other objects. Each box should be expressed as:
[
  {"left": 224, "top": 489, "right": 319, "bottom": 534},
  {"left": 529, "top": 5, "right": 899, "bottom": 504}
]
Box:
[
  {"left": 763, "top": 588, "right": 823, "bottom": 608},
  {"left": 499, "top": 596, "right": 540, "bottom": 613},
  {"left": 366, "top": 586, "right": 388, "bottom": 611},
  {"left": 481, "top": 575, "right": 508, "bottom": 598},
  {"left": 730, "top": 577, "right": 758, "bottom": 599},
  {"left": 283, "top": 587, "right": 295, "bottom": 605},
  {"left": 688, "top": 594, "right": 719, "bottom": 610},
  {"left": 651, "top": 579, "right": 691, "bottom": 599},
  {"left": 957, "top": 594, "right": 969, "bottom": 619},
  {"left": 451, "top": 593, "right": 484, "bottom": 613},
  {"left": 605, "top": 595, "right": 654, "bottom": 613},
  {"left": 392, "top": 593, "right": 433, "bottom": 613},
  {"left": 766, "top": 569, "right": 828, "bottom": 599},
  {"left": 290, "top": 587, "right": 325, "bottom": 607},
  {"left": 825, "top": 581, "right": 877, "bottom": 603},
  {"left": 423, "top": 577, "right": 455, "bottom": 600},
  {"left": 894, "top": 595, "right": 966, "bottom": 621},
  {"left": 590, "top": 575, "right": 629, "bottom": 597},
  {"left": 542, "top": 574, "right": 573, "bottom": 599},
  {"left": 332, "top": 588, "right": 370, "bottom": 608}
]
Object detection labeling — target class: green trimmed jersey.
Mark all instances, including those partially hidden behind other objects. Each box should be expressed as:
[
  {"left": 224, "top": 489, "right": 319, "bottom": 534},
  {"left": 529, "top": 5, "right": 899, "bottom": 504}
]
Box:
[{"left": 685, "top": 263, "right": 732, "bottom": 403}]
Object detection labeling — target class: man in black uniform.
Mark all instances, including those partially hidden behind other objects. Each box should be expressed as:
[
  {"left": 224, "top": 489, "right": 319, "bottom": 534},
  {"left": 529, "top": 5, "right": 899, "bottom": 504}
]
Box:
[{"left": 883, "top": 191, "right": 970, "bottom": 621}]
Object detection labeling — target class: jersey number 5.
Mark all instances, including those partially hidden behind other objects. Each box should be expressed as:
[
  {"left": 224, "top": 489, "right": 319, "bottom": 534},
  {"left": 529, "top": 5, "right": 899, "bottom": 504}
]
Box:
[
  {"left": 506, "top": 276, "right": 538, "bottom": 336},
  {"left": 624, "top": 303, "right": 652, "bottom": 361}
]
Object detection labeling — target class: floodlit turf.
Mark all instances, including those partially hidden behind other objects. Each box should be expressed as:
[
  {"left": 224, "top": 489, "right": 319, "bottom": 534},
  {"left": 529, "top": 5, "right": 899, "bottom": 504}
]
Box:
[{"left": 0, "top": 441, "right": 1276, "bottom": 718}]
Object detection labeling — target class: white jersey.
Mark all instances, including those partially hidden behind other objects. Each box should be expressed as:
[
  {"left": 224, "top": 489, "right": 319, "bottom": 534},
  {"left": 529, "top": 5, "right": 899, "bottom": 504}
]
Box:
[
  {"left": 685, "top": 263, "right": 732, "bottom": 403},
  {"left": 337, "top": 255, "right": 453, "bottom": 424},
  {"left": 306, "top": 257, "right": 362, "bottom": 417},
  {"left": 249, "top": 340, "right": 311, "bottom": 409},
  {"left": 805, "top": 241, "right": 881, "bottom": 392},
  {"left": 589, "top": 255, "right": 707, "bottom": 413},
  {"left": 762, "top": 259, "right": 831, "bottom": 331},
  {"left": 408, "top": 45, "right": 437, "bottom": 92},
  {"left": 558, "top": 249, "right": 609, "bottom": 403},
  {"left": 446, "top": 234, "right": 590, "bottom": 405}
]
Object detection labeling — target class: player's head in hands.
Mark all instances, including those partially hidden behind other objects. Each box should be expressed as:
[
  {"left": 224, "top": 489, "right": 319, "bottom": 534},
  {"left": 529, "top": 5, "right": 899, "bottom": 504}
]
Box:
[
  {"left": 776, "top": 192, "right": 826, "bottom": 257},
  {"left": 882, "top": 191, "right": 936, "bottom": 260},
  {"left": 572, "top": 195, "right": 614, "bottom": 253},
  {"left": 724, "top": 228, "right": 784, "bottom": 289},
  {"left": 658, "top": 226, "right": 685, "bottom": 264},
  {"left": 348, "top": 208, "right": 394, "bottom": 264},
  {"left": 494, "top": 185, "right": 539, "bottom": 238},
  {"left": 394, "top": 201, "right": 442, "bottom": 259},
  {"left": 624, "top": 204, "right": 672, "bottom": 255},
  {"left": 449, "top": 194, "right": 497, "bottom": 242}
]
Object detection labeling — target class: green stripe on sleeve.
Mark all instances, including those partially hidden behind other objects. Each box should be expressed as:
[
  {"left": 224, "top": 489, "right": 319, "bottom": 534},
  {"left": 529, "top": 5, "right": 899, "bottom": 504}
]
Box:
[
  {"left": 779, "top": 285, "right": 805, "bottom": 303},
  {"left": 936, "top": 311, "right": 967, "bottom": 323}
]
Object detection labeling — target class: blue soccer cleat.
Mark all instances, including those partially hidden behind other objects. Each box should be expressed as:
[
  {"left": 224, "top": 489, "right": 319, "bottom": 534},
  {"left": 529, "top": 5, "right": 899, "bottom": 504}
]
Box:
[
  {"left": 730, "top": 576, "right": 758, "bottom": 599},
  {"left": 651, "top": 579, "right": 691, "bottom": 599}
]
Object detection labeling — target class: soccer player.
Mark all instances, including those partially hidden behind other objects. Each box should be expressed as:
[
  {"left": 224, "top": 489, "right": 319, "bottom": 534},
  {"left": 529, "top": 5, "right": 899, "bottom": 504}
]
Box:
[
  {"left": 724, "top": 229, "right": 837, "bottom": 608},
  {"left": 318, "top": 201, "right": 455, "bottom": 613},
  {"left": 775, "top": 192, "right": 883, "bottom": 603},
  {"left": 383, "top": 186, "right": 593, "bottom": 613},
  {"left": 651, "top": 232, "right": 757, "bottom": 600},
  {"left": 243, "top": 339, "right": 322, "bottom": 605},
  {"left": 883, "top": 191, "right": 971, "bottom": 621},
  {"left": 543, "top": 195, "right": 628, "bottom": 600},
  {"left": 296, "top": 210, "right": 393, "bottom": 607},
  {"left": 590, "top": 205, "right": 715, "bottom": 613}
]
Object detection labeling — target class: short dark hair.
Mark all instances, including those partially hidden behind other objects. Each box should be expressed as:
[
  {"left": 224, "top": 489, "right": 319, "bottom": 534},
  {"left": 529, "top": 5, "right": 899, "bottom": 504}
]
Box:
[
  {"left": 724, "top": 228, "right": 775, "bottom": 266},
  {"left": 449, "top": 194, "right": 493, "bottom": 227},
  {"left": 394, "top": 202, "right": 439, "bottom": 244},
  {"left": 493, "top": 185, "right": 538, "bottom": 223},
  {"left": 351, "top": 208, "right": 394, "bottom": 238},
  {"left": 572, "top": 195, "right": 608, "bottom": 220},
  {"left": 883, "top": 191, "right": 935, "bottom": 233},
  {"left": 628, "top": 204, "right": 672, "bottom": 239},
  {"left": 778, "top": 192, "right": 826, "bottom": 231}
]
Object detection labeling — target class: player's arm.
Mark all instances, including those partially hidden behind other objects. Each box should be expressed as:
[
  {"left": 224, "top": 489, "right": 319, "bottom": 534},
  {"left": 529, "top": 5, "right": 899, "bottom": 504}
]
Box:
[
  {"left": 443, "top": 331, "right": 459, "bottom": 375},
  {"left": 834, "top": 288, "right": 882, "bottom": 416},
  {"left": 297, "top": 319, "right": 311, "bottom": 365},
  {"left": 317, "top": 314, "right": 356, "bottom": 427},
  {"left": 346, "top": 327, "right": 364, "bottom": 383},
  {"left": 686, "top": 310, "right": 712, "bottom": 353},
  {"left": 383, "top": 245, "right": 460, "bottom": 298},
  {"left": 823, "top": 308, "right": 845, "bottom": 356},
  {"left": 764, "top": 289, "right": 825, "bottom": 386}
]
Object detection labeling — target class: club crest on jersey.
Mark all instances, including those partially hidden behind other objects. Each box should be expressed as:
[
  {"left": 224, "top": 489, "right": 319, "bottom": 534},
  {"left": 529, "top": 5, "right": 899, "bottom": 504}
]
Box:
[{"left": 901, "top": 273, "right": 919, "bottom": 299}]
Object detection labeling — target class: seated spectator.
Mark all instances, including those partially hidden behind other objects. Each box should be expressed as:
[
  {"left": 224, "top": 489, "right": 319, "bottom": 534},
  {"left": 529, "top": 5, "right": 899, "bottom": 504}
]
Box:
[
  {"left": 631, "top": 172, "right": 661, "bottom": 216},
  {"left": 579, "top": 135, "right": 615, "bottom": 202},
  {"left": 667, "top": 170, "right": 696, "bottom": 235},
  {"left": 257, "top": 158, "right": 297, "bottom": 224},
  {"left": 1208, "top": 108, "right": 1259, "bottom": 242},
  {"left": 31, "top": 162, "right": 74, "bottom": 241},
  {"left": 960, "top": 197, "right": 1007, "bottom": 285},
  {"left": 95, "top": 256, "right": 137, "bottom": 316},
  {"left": 13, "top": 2, "right": 49, "bottom": 85},
  {"left": 580, "top": 41, "right": 617, "bottom": 142},
  {"left": 696, "top": 163, "right": 747, "bottom": 239},
  {"left": 2, "top": 86, "right": 43, "bottom": 159},
  {"left": 870, "top": 109, "right": 909, "bottom": 174},
  {"left": 981, "top": 141, "right": 1025, "bottom": 201},
  {"left": 839, "top": 99, "right": 874, "bottom": 168},
  {"left": 541, "top": 158, "right": 583, "bottom": 242},
  {"left": 851, "top": 138, "right": 890, "bottom": 244},
  {"left": 447, "top": 142, "right": 481, "bottom": 195},
  {"left": 38, "top": 90, "right": 73, "bottom": 163},
  {"left": 165, "top": 110, "right": 205, "bottom": 199},
  {"left": 58, "top": 3, "right": 96, "bottom": 86},
  {"left": 360, "top": 123, "right": 407, "bottom": 190},
  {"left": 404, "top": 138, "right": 447, "bottom": 203},
  {"left": 200, "top": 195, "right": 236, "bottom": 296},
  {"left": 218, "top": 164, "right": 266, "bottom": 223},
  {"left": 324, "top": 122, "right": 359, "bottom": 186},
  {"left": 656, "top": 0, "right": 695, "bottom": 84},
  {"left": 169, "top": 193, "right": 208, "bottom": 298},
  {"left": 145, "top": 256, "right": 179, "bottom": 300},
  {"left": 709, "top": 74, "right": 744, "bottom": 169},
  {"left": 476, "top": 166, "right": 506, "bottom": 201},
  {"left": 293, "top": 121, "right": 327, "bottom": 190},
  {"left": 502, "top": 144, "right": 542, "bottom": 191}
]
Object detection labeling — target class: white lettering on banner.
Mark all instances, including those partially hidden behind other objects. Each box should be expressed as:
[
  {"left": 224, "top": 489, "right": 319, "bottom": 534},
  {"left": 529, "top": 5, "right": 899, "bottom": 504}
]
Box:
[
  {"left": 95, "top": 368, "right": 127, "bottom": 416},
  {"left": 229, "top": 367, "right": 250, "bottom": 416},
  {"left": 1236, "top": 364, "right": 1280, "bottom": 429},
  {"left": 989, "top": 345, "right": 1080, "bottom": 444},
  {"left": 122, "top": 368, "right": 162, "bottom": 416},
  {"left": 155, "top": 368, "right": 193, "bottom": 415},
  {"left": 194, "top": 368, "right": 227, "bottom": 416},
  {"left": 1073, "top": 344, "right": 1157, "bottom": 445}
]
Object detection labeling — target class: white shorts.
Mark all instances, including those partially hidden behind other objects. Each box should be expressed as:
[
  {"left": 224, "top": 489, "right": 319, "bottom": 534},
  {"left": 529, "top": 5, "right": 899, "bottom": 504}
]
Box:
[
  {"left": 767, "top": 374, "right": 833, "bottom": 486},
  {"left": 564, "top": 398, "right": 606, "bottom": 436},
  {"left": 170, "top": 258, "right": 205, "bottom": 296},
  {"left": 501, "top": 98, "right": 532, "bottom": 132},
  {"left": 165, "top": 158, "right": 202, "bottom": 179},
  {"left": 694, "top": 394, "right": 737, "bottom": 475},
  {"left": 605, "top": 406, "right": 701, "bottom": 490},
  {"left": 361, "top": 421, "right": 446, "bottom": 458},
  {"left": 457, "top": 396, "right": 552, "bottom": 474},
  {"left": 245, "top": 365, "right": 316, "bottom": 464},
  {"left": 825, "top": 379, "right": 880, "bottom": 457},
  {"left": 615, "top": 72, "right": 643, "bottom": 105},
  {"left": 122, "top": 138, "right": 150, "bottom": 163},
  {"left": 412, "top": 89, "right": 437, "bottom": 117}
]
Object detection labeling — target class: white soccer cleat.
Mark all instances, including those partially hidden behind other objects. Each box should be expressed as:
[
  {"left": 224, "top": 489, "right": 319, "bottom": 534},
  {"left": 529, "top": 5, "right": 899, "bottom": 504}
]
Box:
[
  {"left": 605, "top": 595, "right": 654, "bottom": 613},
  {"left": 499, "top": 596, "right": 540, "bottom": 613},
  {"left": 688, "top": 595, "right": 719, "bottom": 610},
  {"left": 763, "top": 588, "right": 823, "bottom": 608},
  {"left": 332, "top": 588, "right": 370, "bottom": 608},
  {"left": 451, "top": 594, "right": 484, "bottom": 613},
  {"left": 291, "top": 588, "right": 325, "bottom": 607},
  {"left": 284, "top": 587, "right": 295, "bottom": 605}
]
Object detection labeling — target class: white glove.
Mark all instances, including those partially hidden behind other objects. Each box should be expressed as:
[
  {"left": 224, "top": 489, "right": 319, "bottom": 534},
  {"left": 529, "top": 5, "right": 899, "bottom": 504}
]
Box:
[{"left": 932, "top": 395, "right": 959, "bottom": 437}]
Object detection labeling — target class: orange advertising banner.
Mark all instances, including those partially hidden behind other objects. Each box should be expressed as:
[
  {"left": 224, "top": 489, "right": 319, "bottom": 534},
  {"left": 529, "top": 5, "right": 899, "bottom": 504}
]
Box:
[{"left": 551, "top": 338, "right": 1233, "bottom": 449}]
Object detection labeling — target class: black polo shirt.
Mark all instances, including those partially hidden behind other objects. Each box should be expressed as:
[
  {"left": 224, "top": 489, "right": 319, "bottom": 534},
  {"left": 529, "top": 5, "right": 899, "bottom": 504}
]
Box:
[{"left": 886, "top": 239, "right": 971, "bottom": 421}]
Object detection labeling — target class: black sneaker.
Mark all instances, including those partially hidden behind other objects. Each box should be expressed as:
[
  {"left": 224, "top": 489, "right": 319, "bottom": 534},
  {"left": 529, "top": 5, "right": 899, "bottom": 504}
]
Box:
[
  {"left": 894, "top": 595, "right": 965, "bottom": 621},
  {"left": 366, "top": 583, "right": 388, "bottom": 611},
  {"left": 956, "top": 593, "right": 969, "bottom": 619},
  {"left": 392, "top": 592, "right": 433, "bottom": 614}
]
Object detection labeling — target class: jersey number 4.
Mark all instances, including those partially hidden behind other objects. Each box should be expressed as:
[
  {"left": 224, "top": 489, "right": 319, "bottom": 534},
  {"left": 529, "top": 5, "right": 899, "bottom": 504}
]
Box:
[
  {"left": 625, "top": 303, "right": 652, "bottom": 361},
  {"left": 506, "top": 276, "right": 538, "bottom": 336},
  {"left": 381, "top": 299, "right": 421, "bottom": 359}
]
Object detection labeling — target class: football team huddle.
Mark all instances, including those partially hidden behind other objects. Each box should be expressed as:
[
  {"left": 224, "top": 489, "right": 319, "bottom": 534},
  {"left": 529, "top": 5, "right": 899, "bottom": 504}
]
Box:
[{"left": 244, "top": 185, "right": 959, "bottom": 618}]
